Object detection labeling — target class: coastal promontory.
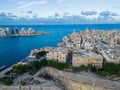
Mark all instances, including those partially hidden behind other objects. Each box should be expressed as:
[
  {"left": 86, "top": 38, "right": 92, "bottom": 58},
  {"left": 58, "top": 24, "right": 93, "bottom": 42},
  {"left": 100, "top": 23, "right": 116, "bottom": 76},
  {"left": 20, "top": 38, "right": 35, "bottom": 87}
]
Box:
[{"left": 0, "top": 27, "right": 49, "bottom": 37}]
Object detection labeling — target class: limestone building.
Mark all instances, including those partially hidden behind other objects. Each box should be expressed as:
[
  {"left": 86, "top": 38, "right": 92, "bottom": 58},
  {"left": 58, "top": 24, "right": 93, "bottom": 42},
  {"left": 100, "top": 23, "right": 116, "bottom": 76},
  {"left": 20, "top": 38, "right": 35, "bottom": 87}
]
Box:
[
  {"left": 72, "top": 50, "right": 103, "bottom": 68},
  {"left": 46, "top": 47, "right": 68, "bottom": 63}
]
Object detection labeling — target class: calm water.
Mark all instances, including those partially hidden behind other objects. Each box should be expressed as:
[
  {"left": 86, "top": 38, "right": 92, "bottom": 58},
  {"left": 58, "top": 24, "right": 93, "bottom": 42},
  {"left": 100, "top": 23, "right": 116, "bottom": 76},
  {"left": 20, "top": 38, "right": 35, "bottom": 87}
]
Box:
[{"left": 0, "top": 24, "right": 120, "bottom": 66}]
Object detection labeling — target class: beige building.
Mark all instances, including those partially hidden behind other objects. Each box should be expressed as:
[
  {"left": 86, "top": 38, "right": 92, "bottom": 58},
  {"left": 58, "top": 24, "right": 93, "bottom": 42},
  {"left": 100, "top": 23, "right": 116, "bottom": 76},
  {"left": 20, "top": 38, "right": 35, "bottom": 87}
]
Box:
[
  {"left": 72, "top": 50, "right": 103, "bottom": 68},
  {"left": 46, "top": 47, "right": 68, "bottom": 63}
]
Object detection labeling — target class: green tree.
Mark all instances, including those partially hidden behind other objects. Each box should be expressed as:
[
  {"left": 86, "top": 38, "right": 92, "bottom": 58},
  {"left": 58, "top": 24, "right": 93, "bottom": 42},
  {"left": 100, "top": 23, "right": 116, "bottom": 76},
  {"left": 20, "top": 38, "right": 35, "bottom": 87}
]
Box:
[
  {"left": 96, "top": 70, "right": 108, "bottom": 77},
  {"left": 36, "top": 51, "right": 47, "bottom": 59},
  {"left": 0, "top": 78, "right": 13, "bottom": 85},
  {"left": 91, "top": 65, "right": 97, "bottom": 72},
  {"left": 28, "top": 60, "right": 47, "bottom": 75},
  {"left": 104, "top": 62, "right": 119, "bottom": 74},
  {"left": 73, "top": 65, "right": 88, "bottom": 72},
  {"left": 117, "top": 64, "right": 120, "bottom": 76},
  {"left": 47, "top": 60, "right": 69, "bottom": 70},
  {"left": 13, "top": 64, "right": 29, "bottom": 75}
]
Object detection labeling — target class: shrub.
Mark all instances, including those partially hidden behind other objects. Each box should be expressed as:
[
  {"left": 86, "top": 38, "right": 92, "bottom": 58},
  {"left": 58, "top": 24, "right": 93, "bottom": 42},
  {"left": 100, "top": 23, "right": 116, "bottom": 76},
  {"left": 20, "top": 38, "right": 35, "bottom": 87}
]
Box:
[
  {"left": 73, "top": 65, "right": 88, "bottom": 72},
  {"left": 36, "top": 51, "right": 47, "bottom": 59},
  {"left": 96, "top": 70, "right": 108, "bottom": 77},
  {"left": 20, "top": 81, "right": 27, "bottom": 86},
  {"left": 104, "top": 62, "right": 119, "bottom": 74},
  {"left": 28, "top": 60, "right": 47, "bottom": 75},
  {"left": 91, "top": 66, "right": 97, "bottom": 72},
  {"left": 13, "top": 64, "right": 29, "bottom": 75},
  {"left": 47, "top": 60, "right": 69, "bottom": 70},
  {"left": 5, "top": 70, "right": 12, "bottom": 75},
  {"left": 0, "top": 77, "right": 13, "bottom": 85}
]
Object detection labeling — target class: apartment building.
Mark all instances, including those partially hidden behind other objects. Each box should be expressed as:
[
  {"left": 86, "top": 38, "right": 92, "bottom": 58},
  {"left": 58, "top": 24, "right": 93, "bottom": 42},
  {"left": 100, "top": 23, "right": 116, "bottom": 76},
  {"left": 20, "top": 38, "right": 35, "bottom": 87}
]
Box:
[
  {"left": 46, "top": 47, "right": 68, "bottom": 63},
  {"left": 72, "top": 50, "right": 103, "bottom": 68}
]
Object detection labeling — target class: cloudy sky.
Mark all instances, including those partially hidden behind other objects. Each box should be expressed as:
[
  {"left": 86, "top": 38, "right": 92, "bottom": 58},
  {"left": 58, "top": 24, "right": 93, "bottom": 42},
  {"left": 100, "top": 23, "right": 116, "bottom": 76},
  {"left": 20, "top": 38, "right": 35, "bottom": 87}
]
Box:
[{"left": 0, "top": 0, "right": 120, "bottom": 24}]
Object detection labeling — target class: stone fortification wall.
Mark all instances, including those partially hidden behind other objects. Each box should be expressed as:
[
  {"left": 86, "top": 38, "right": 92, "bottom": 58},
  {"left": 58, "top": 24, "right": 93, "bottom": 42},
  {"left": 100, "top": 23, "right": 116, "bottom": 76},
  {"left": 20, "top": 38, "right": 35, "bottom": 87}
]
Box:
[
  {"left": 39, "top": 67, "right": 120, "bottom": 90},
  {"left": 0, "top": 67, "right": 120, "bottom": 90}
]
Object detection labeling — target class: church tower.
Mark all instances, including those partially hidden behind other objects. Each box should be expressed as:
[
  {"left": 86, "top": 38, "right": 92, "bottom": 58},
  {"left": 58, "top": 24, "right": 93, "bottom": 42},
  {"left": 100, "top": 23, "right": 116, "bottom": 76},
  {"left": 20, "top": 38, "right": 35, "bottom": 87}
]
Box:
[{"left": 85, "top": 26, "right": 89, "bottom": 33}]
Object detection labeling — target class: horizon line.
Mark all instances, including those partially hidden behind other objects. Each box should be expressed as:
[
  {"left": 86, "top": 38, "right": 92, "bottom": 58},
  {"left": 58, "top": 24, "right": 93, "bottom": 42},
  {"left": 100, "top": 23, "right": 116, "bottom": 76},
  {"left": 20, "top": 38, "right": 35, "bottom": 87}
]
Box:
[{"left": 0, "top": 23, "right": 120, "bottom": 26}]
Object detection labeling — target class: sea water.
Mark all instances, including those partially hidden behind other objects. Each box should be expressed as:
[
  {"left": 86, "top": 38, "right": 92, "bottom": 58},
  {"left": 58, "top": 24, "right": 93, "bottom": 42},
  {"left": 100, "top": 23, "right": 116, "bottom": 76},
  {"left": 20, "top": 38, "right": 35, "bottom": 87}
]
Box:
[{"left": 0, "top": 24, "right": 120, "bottom": 66}]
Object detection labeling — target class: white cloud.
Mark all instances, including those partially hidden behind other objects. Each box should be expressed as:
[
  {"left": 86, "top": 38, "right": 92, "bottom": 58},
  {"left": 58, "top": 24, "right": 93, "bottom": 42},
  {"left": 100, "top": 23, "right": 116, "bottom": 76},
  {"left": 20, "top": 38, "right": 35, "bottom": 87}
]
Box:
[
  {"left": 37, "top": 0, "right": 47, "bottom": 4},
  {"left": 57, "top": 0, "right": 70, "bottom": 9},
  {"left": 18, "top": 0, "right": 47, "bottom": 9},
  {"left": 18, "top": 1, "right": 27, "bottom": 5},
  {"left": 57, "top": 0, "right": 65, "bottom": 5},
  {"left": 18, "top": 1, "right": 37, "bottom": 9}
]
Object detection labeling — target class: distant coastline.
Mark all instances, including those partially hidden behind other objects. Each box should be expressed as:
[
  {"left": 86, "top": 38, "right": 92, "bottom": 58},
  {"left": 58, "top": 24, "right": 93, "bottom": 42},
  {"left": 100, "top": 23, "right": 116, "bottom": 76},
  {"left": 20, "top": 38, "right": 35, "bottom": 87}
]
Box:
[{"left": 0, "top": 27, "right": 49, "bottom": 37}]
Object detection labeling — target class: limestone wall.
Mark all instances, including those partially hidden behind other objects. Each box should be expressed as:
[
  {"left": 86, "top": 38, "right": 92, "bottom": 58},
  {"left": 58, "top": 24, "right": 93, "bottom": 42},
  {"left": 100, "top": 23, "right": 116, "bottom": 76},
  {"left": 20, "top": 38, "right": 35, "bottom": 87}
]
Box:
[
  {"left": 0, "top": 86, "right": 61, "bottom": 90},
  {"left": 41, "top": 67, "right": 120, "bottom": 90},
  {"left": 0, "top": 67, "right": 120, "bottom": 90}
]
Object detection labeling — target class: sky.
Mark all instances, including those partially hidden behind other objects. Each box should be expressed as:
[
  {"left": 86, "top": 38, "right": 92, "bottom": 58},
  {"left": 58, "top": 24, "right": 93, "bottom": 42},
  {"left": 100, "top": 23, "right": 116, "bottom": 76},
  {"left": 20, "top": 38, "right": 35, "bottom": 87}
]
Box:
[{"left": 0, "top": 0, "right": 120, "bottom": 25}]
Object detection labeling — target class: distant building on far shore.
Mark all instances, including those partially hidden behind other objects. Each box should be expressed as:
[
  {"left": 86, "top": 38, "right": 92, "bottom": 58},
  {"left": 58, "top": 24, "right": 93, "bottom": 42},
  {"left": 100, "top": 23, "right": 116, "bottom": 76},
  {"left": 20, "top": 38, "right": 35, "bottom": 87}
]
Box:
[
  {"left": 19, "top": 28, "right": 35, "bottom": 35},
  {"left": 0, "top": 27, "right": 35, "bottom": 36}
]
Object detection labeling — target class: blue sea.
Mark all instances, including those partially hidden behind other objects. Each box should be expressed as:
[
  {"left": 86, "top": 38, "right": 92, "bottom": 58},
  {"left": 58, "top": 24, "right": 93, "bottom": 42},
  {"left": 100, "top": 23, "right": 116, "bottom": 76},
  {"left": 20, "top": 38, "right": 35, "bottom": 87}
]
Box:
[{"left": 0, "top": 24, "right": 120, "bottom": 66}]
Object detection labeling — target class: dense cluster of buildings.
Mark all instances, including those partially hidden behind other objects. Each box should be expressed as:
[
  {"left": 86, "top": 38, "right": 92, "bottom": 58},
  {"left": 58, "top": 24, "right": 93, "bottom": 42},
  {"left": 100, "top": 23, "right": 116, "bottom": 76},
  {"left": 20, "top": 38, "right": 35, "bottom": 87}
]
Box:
[
  {"left": 94, "top": 42, "right": 120, "bottom": 63},
  {"left": 19, "top": 28, "right": 35, "bottom": 36},
  {"left": 30, "top": 28, "right": 120, "bottom": 68},
  {"left": 0, "top": 27, "right": 36, "bottom": 36},
  {"left": 49, "top": 29, "right": 120, "bottom": 68},
  {"left": 0, "top": 27, "right": 19, "bottom": 36}
]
